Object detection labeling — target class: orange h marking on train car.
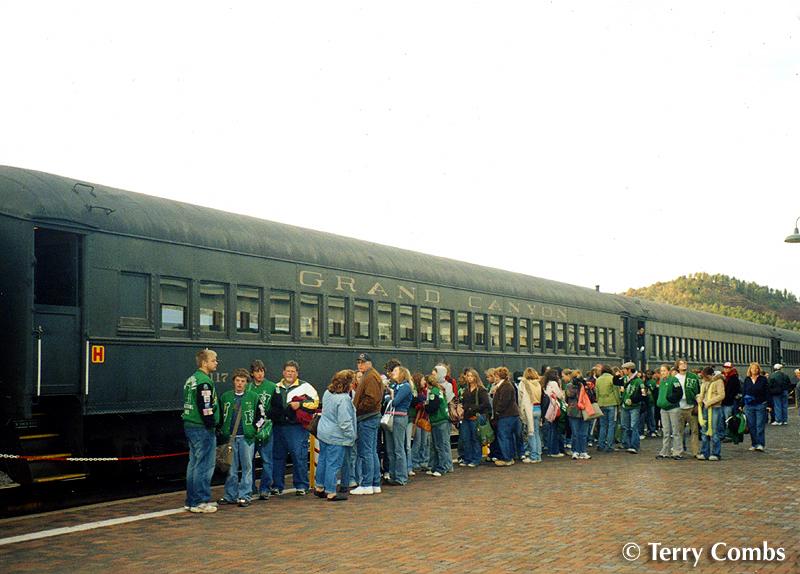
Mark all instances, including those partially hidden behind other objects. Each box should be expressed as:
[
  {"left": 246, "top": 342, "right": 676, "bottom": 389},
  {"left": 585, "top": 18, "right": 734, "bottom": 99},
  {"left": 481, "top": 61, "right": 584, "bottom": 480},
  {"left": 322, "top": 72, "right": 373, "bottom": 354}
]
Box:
[{"left": 91, "top": 345, "right": 105, "bottom": 364}]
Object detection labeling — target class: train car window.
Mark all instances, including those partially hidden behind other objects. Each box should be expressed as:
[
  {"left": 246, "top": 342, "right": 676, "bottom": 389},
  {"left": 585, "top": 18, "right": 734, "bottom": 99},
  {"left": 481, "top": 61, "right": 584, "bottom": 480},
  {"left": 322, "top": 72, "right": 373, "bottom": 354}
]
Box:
[
  {"left": 439, "top": 310, "right": 453, "bottom": 348},
  {"left": 399, "top": 304, "right": 415, "bottom": 342},
  {"left": 353, "top": 300, "right": 371, "bottom": 339},
  {"left": 236, "top": 286, "right": 260, "bottom": 333},
  {"left": 588, "top": 327, "right": 597, "bottom": 354},
  {"left": 505, "top": 317, "right": 516, "bottom": 350},
  {"left": 160, "top": 278, "right": 188, "bottom": 330},
  {"left": 490, "top": 315, "right": 501, "bottom": 349},
  {"left": 609, "top": 328, "right": 617, "bottom": 355},
  {"left": 567, "top": 324, "right": 577, "bottom": 354},
  {"left": 544, "top": 322, "right": 554, "bottom": 351},
  {"left": 556, "top": 323, "right": 566, "bottom": 353},
  {"left": 269, "top": 291, "right": 292, "bottom": 336},
  {"left": 650, "top": 335, "right": 657, "bottom": 358},
  {"left": 377, "top": 302, "right": 393, "bottom": 343},
  {"left": 475, "top": 314, "right": 486, "bottom": 347},
  {"left": 658, "top": 336, "right": 664, "bottom": 359},
  {"left": 578, "top": 325, "right": 587, "bottom": 354},
  {"left": 119, "top": 272, "right": 150, "bottom": 323},
  {"left": 457, "top": 312, "right": 471, "bottom": 346},
  {"left": 532, "top": 320, "right": 542, "bottom": 351},
  {"left": 199, "top": 282, "right": 226, "bottom": 333},
  {"left": 328, "top": 297, "right": 346, "bottom": 338},
  {"left": 420, "top": 307, "right": 434, "bottom": 344},
  {"left": 34, "top": 228, "right": 80, "bottom": 306},
  {"left": 519, "top": 318, "right": 529, "bottom": 351},
  {"left": 300, "top": 294, "right": 320, "bottom": 338},
  {"left": 598, "top": 327, "right": 607, "bottom": 355}
]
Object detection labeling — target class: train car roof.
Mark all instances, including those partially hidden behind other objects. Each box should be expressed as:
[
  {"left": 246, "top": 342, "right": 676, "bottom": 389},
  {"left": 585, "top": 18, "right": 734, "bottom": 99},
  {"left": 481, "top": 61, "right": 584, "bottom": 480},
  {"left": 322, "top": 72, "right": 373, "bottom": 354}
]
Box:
[{"left": 2, "top": 165, "right": 799, "bottom": 342}]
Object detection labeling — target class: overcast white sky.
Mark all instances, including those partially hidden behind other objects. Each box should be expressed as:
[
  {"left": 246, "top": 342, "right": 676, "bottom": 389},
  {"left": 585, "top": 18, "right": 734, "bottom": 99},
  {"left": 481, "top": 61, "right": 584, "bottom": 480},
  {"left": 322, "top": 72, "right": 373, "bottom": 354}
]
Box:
[{"left": 2, "top": 2, "right": 799, "bottom": 296}]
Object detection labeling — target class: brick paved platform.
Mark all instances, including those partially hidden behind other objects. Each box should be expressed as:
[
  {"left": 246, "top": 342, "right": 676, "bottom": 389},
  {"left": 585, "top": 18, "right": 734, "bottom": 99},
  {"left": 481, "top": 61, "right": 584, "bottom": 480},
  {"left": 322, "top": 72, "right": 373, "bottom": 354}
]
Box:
[{"left": 1, "top": 420, "right": 798, "bottom": 574}]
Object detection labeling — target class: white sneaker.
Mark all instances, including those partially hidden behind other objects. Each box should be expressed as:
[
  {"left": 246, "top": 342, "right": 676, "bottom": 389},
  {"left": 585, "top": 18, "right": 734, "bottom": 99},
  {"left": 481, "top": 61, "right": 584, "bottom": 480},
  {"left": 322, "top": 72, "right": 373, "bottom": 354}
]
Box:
[
  {"left": 749, "top": 446, "right": 756, "bottom": 451},
  {"left": 431, "top": 471, "right": 442, "bottom": 477},
  {"left": 579, "top": 453, "right": 592, "bottom": 460},
  {"left": 522, "top": 458, "right": 533, "bottom": 464},
  {"left": 708, "top": 455, "right": 719, "bottom": 461},
  {"left": 755, "top": 445, "right": 765, "bottom": 451},
  {"left": 383, "top": 472, "right": 390, "bottom": 480},
  {"left": 372, "top": 487, "right": 382, "bottom": 494},
  {"left": 350, "top": 486, "right": 374, "bottom": 495},
  {"left": 467, "top": 463, "right": 477, "bottom": 467},
  {"left": 426, "top": 470, "right": 434, "bottom": 476},
  {"left": 408, "top": 470, "right": 416, "bottom": 476},
  {"left": 571, "top": 452, "right": 579, "bottom": 460},
  {"left": 459, "top": 462, "right": 467, "bottom": 467},
  {"left": 696, "top": 454, "right": 706, "bottom": 460},
  {"left": 190, "top": 503, "right": 217, "bottom": 514}
]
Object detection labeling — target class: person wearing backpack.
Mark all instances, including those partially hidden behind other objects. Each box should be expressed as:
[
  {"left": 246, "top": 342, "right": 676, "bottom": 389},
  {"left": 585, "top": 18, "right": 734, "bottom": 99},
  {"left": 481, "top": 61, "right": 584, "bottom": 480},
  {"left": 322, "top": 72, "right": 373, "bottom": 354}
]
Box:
[
  {"left": 655, "top": 364, "right": 684, "bottom": 459},
  {"left": 620, "top": 362, "right": 646, "bottom": 454},
  {"left": 768, "top": 364, "right": 791, "bottom": 426}
]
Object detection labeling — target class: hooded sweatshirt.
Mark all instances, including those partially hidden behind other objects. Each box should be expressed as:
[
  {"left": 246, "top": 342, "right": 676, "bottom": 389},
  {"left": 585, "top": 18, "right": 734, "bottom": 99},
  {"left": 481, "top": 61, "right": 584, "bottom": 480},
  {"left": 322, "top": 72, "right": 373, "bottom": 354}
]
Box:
[
  {"left": 722, "top": 369, "right": 741, "bottom": 406},
  {"left": 434, "top": 366, "right": 455, "bottom": 403}
]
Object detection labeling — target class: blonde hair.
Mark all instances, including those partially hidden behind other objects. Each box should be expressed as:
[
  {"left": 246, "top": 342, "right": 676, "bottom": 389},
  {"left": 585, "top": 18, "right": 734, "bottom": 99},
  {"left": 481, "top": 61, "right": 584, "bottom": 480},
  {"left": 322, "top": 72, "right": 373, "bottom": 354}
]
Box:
[
  {"left": 747, "top": 362, "right": 761, "bottom": 379},
  {"left": 329, "top": 369, "right": 355, "bottom": 393},
  {"left": 523, "top": 367, "right": 540, "bottom": 380},
  {"left": 495, "top": 366, "right": 510, "bottom": 382},
  {"left": 463, "top": 368, "right": 484, "bottom": 389},
  {"left": 196, "top": 349, "right": 217, "bottom": 367}
]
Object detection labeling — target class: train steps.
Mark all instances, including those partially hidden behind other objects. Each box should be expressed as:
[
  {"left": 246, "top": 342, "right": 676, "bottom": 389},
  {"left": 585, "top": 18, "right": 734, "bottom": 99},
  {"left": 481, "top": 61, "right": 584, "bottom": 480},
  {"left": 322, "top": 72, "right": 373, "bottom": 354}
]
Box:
[{"left": 8, "top": 417, "right": 89, "bottom": 487}]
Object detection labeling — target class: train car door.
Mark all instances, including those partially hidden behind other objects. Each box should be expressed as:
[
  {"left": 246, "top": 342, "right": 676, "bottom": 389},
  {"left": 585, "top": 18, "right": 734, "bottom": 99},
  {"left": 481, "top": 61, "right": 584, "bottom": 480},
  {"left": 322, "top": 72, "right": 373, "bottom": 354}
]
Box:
[{"left": 32, "top": 228, "right": 82, "bottom": 395}]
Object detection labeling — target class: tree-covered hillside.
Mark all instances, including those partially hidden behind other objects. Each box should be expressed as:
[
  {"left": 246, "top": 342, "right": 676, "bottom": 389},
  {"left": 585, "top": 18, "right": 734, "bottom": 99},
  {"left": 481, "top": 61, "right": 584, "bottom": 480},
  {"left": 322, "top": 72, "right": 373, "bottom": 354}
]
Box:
[{"left": 623, "top": 273, "right": 800, "bottom": 332}]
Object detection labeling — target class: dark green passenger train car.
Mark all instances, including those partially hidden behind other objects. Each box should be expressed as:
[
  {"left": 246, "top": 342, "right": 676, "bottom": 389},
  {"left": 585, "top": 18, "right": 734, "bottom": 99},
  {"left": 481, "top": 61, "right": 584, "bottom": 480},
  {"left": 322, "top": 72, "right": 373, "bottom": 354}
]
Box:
[{"left": 1, "top": 166, "right": 798, "bottom": 485}]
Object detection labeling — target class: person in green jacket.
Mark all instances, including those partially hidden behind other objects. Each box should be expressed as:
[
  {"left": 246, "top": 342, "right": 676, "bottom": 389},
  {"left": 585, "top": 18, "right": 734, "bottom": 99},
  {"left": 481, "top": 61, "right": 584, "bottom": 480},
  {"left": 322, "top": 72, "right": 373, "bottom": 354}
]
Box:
[
  {"left": 619, "top": 362, "right": 646, "bottom": 454},
  {"left": 425, "top": 374, "right": 451, "bottom": 476},
  {"left": 182, "top": 348, "right": 220, "bottom": 514},
  {"left": 656, "top": 364, "right": 684, "bottom": 459},
  {"left": 246, "top": 359, "right": 276, "bottom": 500},
  {"left": 674, "top": 359, "right": 701, "bottom": 458},
  {"left": 594, "top": 364, "right": 619, "bottom": 452},
  {"left": 218, "top": 368, "right": 267, "bottom": 507}
]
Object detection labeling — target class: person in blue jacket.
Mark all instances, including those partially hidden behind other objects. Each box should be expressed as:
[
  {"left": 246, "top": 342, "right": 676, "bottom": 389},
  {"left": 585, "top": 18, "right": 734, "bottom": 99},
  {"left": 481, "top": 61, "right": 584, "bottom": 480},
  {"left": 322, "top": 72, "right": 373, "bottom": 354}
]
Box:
[
  {"left": 384, "top": 365, "right": 413, "bottom": 485},
  {"left": 314, "top": 370, "right": 357, "bottom": 501}
]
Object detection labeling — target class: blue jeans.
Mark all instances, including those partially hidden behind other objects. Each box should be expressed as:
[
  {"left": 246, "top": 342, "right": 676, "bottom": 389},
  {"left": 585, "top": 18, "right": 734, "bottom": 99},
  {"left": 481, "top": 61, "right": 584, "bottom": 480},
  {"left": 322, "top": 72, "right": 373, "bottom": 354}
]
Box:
[
  {"left": 640, "top": 404, "right": 657, "bottom": 435},
  {"left": 568, "top": 417, "right": 589, "bottom": 454},
  {"left": 545, "top": 419, "right": 564, "bottom": 454},
  {"left": 410, "top": 425, "right": 431, "bottom": 469},
  {"left": 514, "top": 417, "right": 525, "bottom": 459},
  {"left": 720, "top": 404, "right": 734, "bottom": 427},
  {"left": 744, "top": 403, "right": 767, "bottom": 447},
  {"left": 773, "top": 391, "right": 789, "bottom": 423},
  {"left": 384, "top": 414, "right": 409, "bottom": 484},
  {"left": 598, "top": 405, "right": 617, "bottom": 451},
  {"left": 430, "top": 421, "right": 452, "bottom": 473},
  {"left": 526, "top": 406, "right": 542, "bottom": 460},
  {"left": 252, "top": 435, "right": 273, "bottom": 494},
  {"left": 459, "top": 418, "right": 482, "bottom": 465},
  {"left": 620, "top": 408, "right": 641, "bottom": 451},
  {"left": 700, "top": 407, "right": 723, "bottom": 458},
  {"left": 315, "top": 440, "right": 346, "bottom": 494},
  {"left": 184, "top": 423, "right": 216, "bottom": 508},
  {"left": 223, "top": 436, "right": 255, "bottom": 502},
  {"left": 356, "top": 415, "right": 381, "bottom": 487},
  {"left": 495, "top": 416, "right": 517, "bottom": 462},
  {"left": 272, "top": 424, "right": 310, "bottom": 491}
]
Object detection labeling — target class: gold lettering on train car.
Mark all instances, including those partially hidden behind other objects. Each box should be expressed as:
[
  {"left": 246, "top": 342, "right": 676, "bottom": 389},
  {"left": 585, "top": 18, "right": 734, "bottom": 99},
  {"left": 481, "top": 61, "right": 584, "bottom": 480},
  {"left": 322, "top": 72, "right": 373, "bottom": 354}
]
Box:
[
  {"left": 557, "top": 308, "right": 568, "bottom": 319},
  {"left": 398, "top": 285, "right": 416, "bottom": 300},
  {"left": 507, "top": 302, "right": 520, "bottom": 314},
  {"left": 367, "top": 282, "right": 389, "bottom": 297},
  {"left": 468, "top": 296, "right": 482, "bottom": 309},
  {"left": 299, "top": 271, "right": 324, "bottom": 288},
  {"left": 526, "top": 303, "right": 538, "bottom": 315},
  {"left": 335, "top": 276, "right": 357, "bottom": 293},
  {"left": 488, "top": 299, "right": 502, "bottom": 311},
  {"left": 542, "top": 306, "right": 554, "bottom": 318},
  {"left": 424, "top": 289, "right": 440, "bottom": 304}
]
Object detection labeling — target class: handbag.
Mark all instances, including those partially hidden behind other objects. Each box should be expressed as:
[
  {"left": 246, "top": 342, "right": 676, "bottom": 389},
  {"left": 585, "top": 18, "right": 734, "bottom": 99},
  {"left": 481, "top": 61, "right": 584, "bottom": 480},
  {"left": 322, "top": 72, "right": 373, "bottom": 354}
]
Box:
[
  {"left": 380, "top": 399, "right": 394, "bottom": 431},
  {"left": 448, "top": 399, "right": 464, "bottom": 424},
  {"left": 307, "top": 412, "right": 321, "bottom": 437},
  {"left": 476, "top": 414, "right": 495, "bottom": 446},
  {"left": 215, "top": 401, "right": 243, "bottom": 474},
  {"left": 582, "top": 402, "right": 603, "bottom": 421},
  {"left": 579, "top": 385, "right": 603, "bottom": 421},
  {"left": 415, "top": 409, "right": 432, "bottom": 432}
]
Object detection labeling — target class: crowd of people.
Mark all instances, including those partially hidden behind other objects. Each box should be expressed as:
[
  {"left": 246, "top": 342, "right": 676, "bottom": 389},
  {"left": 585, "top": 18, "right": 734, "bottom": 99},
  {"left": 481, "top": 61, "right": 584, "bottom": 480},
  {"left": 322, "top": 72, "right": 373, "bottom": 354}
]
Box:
[{"left": 181, "top": 348, "right": 798, "bottom": 513}]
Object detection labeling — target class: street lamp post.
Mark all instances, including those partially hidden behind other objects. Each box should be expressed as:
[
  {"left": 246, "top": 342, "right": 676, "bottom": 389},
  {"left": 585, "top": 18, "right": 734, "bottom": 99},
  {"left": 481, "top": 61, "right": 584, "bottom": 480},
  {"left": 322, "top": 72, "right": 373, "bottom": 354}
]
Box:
[{"left": 785, "top": 217, "right": 800, "bottom": 244}]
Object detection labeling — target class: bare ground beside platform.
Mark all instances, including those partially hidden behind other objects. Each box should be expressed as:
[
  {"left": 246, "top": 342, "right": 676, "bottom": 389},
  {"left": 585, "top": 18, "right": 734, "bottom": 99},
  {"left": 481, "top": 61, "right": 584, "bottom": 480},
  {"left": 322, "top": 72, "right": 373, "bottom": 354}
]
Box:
[{"left": 1, "top": 419, "right": 799, "bottom": 574}]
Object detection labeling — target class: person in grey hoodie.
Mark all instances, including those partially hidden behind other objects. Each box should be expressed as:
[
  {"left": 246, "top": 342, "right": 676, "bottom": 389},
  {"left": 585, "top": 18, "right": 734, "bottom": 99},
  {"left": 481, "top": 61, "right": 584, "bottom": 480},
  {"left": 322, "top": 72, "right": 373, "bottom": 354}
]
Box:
[
  {"left": 433, "top": 365, "right": 454, "bottom": 472},
  {"left": 314, "top": 370, "right": 357, "bottom": 501}
]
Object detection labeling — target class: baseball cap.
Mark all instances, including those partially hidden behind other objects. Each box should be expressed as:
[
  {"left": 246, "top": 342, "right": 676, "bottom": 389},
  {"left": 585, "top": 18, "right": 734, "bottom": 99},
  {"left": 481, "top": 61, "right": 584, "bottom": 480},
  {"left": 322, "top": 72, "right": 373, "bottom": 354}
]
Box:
[
  {"left": 356, "top": 352, "right": 372, "bottom": 363},
  {"left": 723, "top": 361, "right": 732, "bottom": 368},
  {"left": 773, "top": 363, "right": 783, "bottom": 370}
]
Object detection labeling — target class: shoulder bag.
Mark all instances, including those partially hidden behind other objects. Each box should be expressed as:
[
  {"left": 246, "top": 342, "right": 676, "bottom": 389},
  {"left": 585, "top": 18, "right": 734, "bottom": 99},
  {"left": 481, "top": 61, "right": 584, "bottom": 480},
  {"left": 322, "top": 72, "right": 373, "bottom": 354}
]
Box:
[{"left": 215, "top": 401, "right": 243, "bottom": 474}]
